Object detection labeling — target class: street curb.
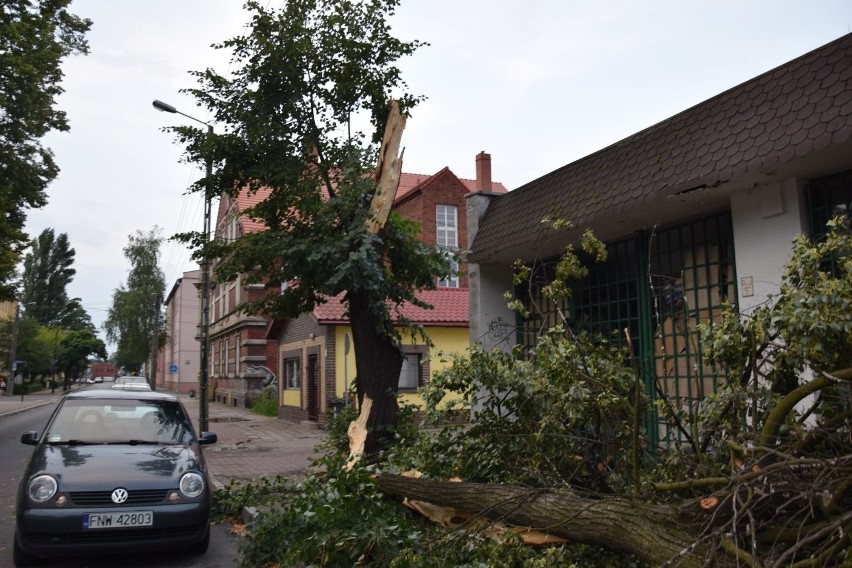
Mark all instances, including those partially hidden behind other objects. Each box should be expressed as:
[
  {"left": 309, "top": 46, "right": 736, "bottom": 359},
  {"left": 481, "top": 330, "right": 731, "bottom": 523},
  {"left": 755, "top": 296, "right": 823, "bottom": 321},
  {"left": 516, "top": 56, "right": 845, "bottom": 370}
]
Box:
[{"left": 0, "top": 399, "right": 54, "bottom": 420}]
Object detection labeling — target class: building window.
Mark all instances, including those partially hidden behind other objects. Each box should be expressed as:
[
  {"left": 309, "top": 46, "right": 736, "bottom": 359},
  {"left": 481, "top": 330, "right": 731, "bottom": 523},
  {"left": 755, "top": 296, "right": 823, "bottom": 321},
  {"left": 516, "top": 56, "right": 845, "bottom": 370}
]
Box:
[
  {"left": 234, "top": 332, "right": 241, "bottom": 376},
  {"left": 436, "top": 204, "right": 459, "bottom": 288},
  {"left": 219, "top": 338, "right": 225, "bottom": 376},
  {"left": 398, "top": 353, "right": 422, "bottom": 390},
  {"left": 284, "top": 358, "right": 301, "bottom": 389}
]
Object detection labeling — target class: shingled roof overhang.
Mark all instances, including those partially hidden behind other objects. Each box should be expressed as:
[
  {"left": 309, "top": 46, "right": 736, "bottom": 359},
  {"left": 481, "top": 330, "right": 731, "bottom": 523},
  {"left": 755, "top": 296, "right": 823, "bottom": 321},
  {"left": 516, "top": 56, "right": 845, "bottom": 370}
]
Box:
[{"left": 470, "top": 33, "right": 852, "bottom": 265}]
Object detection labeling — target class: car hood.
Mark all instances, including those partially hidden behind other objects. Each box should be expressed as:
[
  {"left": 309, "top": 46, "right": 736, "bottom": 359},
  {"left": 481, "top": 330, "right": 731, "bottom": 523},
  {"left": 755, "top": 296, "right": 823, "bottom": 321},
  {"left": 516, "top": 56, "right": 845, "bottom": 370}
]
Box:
[{"left": 26, "top": 443, "right": 206, "bottom": 491}]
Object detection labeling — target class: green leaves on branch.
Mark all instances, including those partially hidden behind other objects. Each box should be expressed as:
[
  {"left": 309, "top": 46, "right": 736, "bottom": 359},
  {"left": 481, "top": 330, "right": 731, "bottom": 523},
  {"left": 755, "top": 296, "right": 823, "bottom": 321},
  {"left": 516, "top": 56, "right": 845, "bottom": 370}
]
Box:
[{"left": 0, "top": 1, "right": 91, "bottom": 297}]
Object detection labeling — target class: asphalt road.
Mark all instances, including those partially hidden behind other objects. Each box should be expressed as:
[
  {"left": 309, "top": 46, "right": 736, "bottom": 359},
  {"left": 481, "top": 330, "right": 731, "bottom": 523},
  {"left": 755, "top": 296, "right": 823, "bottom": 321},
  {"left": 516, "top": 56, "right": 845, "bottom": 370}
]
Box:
[{"left": 0, "top": 401, "right": 244, "bottom": 567}]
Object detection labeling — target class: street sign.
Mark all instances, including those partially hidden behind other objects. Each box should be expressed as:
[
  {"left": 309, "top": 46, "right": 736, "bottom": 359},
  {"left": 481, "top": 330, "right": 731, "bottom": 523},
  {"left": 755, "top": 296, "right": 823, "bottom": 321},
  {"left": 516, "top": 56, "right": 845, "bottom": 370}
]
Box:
[{"left": 169, "top": 364, "right": 178, "bottom": 373}]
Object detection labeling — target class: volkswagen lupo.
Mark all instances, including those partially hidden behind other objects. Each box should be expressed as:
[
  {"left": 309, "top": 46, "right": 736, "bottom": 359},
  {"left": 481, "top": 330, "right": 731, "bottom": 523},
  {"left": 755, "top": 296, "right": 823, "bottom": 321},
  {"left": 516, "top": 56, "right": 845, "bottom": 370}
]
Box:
[{"left": 14, "top": 390, "right": 217, "bottom": 566}]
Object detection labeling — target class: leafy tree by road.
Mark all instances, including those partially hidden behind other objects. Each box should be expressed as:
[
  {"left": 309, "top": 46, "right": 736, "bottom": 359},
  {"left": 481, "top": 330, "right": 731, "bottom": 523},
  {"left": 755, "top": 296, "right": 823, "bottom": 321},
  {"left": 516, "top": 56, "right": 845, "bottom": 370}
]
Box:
[
  {"left": 20, "top": 228, "right": 80, "bottom": 326},
  {"left": 103, "top": 228, "right": 165, "bottom": 373},
  {"left": 56, "top": 328, "right": 107, "bottom": 385},
  {"left": 0, "top": 0, "right": 91, "bottom": 299},
  {"left": 14, "top": 227, "right": 97, "bottom": 388},
  {"left": 175, "top": 0, "right": 445, "bottom": 455}
]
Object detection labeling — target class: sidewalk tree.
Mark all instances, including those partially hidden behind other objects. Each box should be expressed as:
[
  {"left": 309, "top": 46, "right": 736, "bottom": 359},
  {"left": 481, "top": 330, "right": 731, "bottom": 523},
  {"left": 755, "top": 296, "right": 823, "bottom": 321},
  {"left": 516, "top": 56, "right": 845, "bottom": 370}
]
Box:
[
  {"left": 20, "top": 228, "right": 81, "bottom": 325},
  {"left": 0, "top": 1, "right": 91, "bottom": 300},
  {"left": 103, "top": 228, "right": 166, "bottom": 373},
  {"left": 174, "top": 0, "right": 445, "bottom": 456},
  {"left": 56, "top": 328, "right": 107, "bottom": 385},
  {"left": 2, "top": 317, "right": 48, "bottom": 382}
]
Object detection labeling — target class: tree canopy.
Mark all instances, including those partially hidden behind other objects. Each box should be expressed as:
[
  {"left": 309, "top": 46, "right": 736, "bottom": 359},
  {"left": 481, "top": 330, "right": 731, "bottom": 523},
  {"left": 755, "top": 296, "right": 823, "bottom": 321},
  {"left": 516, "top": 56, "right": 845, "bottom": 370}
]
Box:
[
  {"left": 0, "top": 0, "right": 91, "bottom": 299},
  {"left": 175, "top": 0, "right": 446, "bottom": 454},
  {"left": 56, "top": 328, "right": 106, "bottom": 381},
  {"left": 20, "top": 228, "right": 80, "bottom": 325},
  {"left": 103, "top": 228, "right": 165, "bottom": 373}
]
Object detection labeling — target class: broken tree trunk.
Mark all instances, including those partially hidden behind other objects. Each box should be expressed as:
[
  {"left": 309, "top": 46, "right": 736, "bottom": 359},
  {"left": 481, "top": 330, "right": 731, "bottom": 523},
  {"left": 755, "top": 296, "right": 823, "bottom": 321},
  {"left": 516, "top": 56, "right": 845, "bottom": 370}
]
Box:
[
  {"left": 375, "top": 474, "right": 712, "bottom": 568},
  {"left": 345, "top": 100, "right": 408, "bottom": 459},
  {"left": 367, "top": 99, "right": 406, "bottom": 234}
]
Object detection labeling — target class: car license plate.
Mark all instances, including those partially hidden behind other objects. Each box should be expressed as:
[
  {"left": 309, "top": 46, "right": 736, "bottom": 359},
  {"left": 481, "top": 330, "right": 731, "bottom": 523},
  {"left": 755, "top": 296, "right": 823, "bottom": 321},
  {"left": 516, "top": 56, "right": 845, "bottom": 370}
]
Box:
[{"left": 83, "top": 511, "right": 153, "bottom": 529}]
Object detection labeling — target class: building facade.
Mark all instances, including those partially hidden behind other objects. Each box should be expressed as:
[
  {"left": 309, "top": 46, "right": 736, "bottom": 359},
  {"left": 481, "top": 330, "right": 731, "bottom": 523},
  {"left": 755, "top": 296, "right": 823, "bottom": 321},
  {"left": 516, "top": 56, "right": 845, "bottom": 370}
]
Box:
[{"left": 466, "top": 33, "right": 852, "bottom": 447}]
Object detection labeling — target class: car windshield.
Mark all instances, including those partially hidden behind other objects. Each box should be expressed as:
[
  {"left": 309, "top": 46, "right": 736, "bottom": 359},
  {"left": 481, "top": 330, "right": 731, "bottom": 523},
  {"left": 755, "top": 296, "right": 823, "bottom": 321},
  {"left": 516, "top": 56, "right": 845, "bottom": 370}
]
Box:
[{"left": 44, "top": 399, "right": 194, "bottom": 445}]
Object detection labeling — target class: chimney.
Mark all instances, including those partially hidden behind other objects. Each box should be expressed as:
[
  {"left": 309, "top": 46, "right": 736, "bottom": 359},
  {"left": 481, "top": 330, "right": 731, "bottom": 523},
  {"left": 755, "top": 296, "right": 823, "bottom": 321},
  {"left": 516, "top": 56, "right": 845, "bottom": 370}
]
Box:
[{"left": 475, "top": 151, "right": 492, "bottom": 192}]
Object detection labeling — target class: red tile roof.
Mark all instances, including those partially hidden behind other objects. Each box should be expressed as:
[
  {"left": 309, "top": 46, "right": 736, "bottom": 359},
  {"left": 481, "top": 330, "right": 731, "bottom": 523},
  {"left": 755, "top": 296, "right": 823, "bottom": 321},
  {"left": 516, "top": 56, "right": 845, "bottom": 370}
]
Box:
[
  {"left": 231, "top": 169, "right": 508, "bottom": 235},
  {"left": 396, "top": 171, "right": 508, "bottom": 201},
  {"left": 312, "top": 288, "right": 469, "bottom": 326},
  {"left": 233, "top": 186, "right": 272, "bottom": 234}
]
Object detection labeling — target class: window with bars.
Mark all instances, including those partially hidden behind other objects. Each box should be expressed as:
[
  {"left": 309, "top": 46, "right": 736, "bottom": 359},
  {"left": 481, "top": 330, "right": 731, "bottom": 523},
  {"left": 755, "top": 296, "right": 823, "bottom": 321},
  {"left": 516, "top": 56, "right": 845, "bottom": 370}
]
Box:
[
  {"left": 807, "top": 170, "right": 852, "bottom": 275},
  {"left": 519, "top": 212, "right": 737, "bottom": 447},
  {"left": 436, "top": 204, "right": 459, "bottom": 288}
]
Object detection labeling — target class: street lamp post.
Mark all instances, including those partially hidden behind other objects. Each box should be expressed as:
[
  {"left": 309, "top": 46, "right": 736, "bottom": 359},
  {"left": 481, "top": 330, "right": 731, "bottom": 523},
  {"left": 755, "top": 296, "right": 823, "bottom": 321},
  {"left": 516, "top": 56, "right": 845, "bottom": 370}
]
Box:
[{"left": 152, "top": 99, "right": 212, "bottom": 433}]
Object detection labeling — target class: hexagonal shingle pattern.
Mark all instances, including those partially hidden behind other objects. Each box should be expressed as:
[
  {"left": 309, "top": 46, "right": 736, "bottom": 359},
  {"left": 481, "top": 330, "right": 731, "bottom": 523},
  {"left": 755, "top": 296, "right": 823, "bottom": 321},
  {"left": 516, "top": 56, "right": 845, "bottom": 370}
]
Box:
[{"left": 471, "top": 33, "right": 852, "bottom": 262}]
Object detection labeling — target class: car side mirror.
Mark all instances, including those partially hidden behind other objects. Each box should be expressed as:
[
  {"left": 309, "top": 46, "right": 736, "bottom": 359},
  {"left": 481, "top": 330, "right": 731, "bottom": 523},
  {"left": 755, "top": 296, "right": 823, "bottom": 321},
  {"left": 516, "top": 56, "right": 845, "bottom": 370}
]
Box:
[
  {"left": 198, "top": 432, "right": 217, "bottom": 445},
  {"left": 20, "top": 431, "right": 39, "bottom": 445}
]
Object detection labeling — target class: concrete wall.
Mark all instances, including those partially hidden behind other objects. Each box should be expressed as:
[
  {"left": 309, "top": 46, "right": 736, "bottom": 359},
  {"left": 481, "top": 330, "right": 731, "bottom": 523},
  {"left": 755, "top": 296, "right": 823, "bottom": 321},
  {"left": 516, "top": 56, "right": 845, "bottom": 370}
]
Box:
[{"left": 730, "top": 178, "right": 808, "bottom": 314}]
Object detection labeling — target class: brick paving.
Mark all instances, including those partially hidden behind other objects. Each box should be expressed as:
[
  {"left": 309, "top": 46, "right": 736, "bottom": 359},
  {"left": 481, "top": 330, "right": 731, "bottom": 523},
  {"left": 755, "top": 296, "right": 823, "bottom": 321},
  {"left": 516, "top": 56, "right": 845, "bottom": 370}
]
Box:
[{"left": 181, "top": 394, "right": 325, "bottom": 485}]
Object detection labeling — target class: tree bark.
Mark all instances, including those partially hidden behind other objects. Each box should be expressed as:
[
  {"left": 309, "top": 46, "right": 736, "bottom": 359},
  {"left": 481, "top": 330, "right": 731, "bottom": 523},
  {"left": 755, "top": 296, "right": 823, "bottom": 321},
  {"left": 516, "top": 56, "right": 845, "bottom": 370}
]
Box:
[
  {"left": 375, "top": 474, "right": 712, "bottom": 568},
  {"left": 349, "top": 289, "right": 403, "bottom": 456},
  {"left": 345, "top": 99, "right": 407, "bottom": 458}
]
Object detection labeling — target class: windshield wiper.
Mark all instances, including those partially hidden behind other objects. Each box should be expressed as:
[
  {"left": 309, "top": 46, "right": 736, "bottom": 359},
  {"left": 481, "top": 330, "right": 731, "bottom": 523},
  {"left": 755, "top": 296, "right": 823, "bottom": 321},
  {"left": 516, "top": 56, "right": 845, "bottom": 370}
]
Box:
[{"left": 47, "top": 440, "right": 93, "bottom": 446}]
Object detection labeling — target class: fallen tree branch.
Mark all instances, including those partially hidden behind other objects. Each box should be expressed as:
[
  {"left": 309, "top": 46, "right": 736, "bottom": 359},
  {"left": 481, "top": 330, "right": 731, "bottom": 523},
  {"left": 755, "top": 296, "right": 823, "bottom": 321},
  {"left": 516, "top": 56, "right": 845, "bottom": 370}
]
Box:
[{"left": 375, "top": 473, "right": 712, "bottom": 567}]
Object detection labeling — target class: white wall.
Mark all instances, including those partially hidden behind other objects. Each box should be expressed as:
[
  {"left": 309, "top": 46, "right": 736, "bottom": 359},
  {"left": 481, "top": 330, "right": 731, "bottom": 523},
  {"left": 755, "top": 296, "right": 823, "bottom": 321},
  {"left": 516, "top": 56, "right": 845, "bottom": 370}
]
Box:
[
  {"left": 468, "top": 262, "right": 517, "bottom": 352},
  {"left": 730, "top": 178, "right": 807, "bottom": 314}
]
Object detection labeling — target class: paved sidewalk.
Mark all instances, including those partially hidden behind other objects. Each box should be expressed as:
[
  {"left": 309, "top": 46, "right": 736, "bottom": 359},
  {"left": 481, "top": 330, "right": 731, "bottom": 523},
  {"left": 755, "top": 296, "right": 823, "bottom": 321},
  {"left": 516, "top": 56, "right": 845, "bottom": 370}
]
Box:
[
  {"left": 0, "top": 388, "right": 327, "bottom": 487},
  {"left": 0, "top": 391, "right": 58, "bottom": 418},
  {"left": 180, "top": 394, "right": 326, "bottom": 486}
]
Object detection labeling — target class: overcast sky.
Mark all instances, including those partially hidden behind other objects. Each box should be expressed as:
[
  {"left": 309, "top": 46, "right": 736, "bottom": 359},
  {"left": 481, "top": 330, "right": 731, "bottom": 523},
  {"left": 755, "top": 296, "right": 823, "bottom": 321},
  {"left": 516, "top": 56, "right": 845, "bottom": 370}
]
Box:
[{"left": 24, "top": 0, "right": 852, "bottom": 345}]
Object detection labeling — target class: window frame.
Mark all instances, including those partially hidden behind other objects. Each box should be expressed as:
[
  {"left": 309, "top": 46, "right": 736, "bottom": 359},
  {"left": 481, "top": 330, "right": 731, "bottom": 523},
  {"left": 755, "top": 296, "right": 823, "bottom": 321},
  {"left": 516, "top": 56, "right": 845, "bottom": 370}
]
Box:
[
  {"left": 436, "top": 204, "right": 460, "bottom": 288},
  {"left": 284, "top": 357, "right": 301, "bottom": 390}
]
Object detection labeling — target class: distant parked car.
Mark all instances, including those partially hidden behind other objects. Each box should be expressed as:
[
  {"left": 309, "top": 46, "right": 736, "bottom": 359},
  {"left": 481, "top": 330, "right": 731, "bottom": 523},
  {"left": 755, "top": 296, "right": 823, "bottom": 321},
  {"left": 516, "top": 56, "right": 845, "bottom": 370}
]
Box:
[
  {"left": 85, "top": 378, "right": 95, "bottom": 385},
  {"left": 110, "top": 376, "right": 151, "bottom": 391},
  {"left": 14, "top": 390, "right": 217, "bottom": 566},
  {"left": 93, "top": 377, "right": 103, "bottom": 383}
]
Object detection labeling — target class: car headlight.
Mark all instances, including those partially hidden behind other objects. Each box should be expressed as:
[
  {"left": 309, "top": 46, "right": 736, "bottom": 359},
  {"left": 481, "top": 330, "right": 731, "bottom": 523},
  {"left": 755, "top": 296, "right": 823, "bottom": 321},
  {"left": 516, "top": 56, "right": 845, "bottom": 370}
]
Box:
[
  {"left": 27, "top": 475, "right": 58, "bottom": 503},
  {"left": 179, "top": 472, "right": 205, "bottom": 498}
]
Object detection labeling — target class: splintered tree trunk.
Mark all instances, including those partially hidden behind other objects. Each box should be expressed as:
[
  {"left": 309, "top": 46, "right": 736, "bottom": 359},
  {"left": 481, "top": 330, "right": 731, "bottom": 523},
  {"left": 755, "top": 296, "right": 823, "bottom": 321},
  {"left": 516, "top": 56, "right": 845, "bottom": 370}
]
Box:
[
  {"left": 344, "top": 99, "right": 406, "bottom": 458},
  {"left": 375, "top": 474, "right": 711, "bottom": 568},
  {"left": 349, "top": 289, "right": 403, "bottom": 456}
]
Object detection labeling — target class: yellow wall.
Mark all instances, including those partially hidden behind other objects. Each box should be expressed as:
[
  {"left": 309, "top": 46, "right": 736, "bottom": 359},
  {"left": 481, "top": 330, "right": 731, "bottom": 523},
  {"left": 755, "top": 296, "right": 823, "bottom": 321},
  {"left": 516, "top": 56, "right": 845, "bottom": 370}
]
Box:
[
  {"left": 278, "top": 336, "right": 324, "bottom": 409},
  {"left": 333, "top": 325, "right": 469, "bottom": 410}
]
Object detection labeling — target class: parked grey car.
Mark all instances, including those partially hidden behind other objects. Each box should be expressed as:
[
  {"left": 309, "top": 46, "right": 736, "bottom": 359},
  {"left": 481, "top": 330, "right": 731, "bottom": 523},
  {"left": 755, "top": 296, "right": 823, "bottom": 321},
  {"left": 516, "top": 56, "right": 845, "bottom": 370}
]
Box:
[{"left": 14, "top": 390, "right": 217, "bottom": 566}]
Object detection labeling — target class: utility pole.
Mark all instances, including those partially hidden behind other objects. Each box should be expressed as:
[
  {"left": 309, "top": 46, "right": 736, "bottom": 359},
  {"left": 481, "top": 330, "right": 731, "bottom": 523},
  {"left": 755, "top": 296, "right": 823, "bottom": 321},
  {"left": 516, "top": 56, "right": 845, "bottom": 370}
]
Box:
[{"left": 149, "top": 293, "right": 161, "bottom": 391}]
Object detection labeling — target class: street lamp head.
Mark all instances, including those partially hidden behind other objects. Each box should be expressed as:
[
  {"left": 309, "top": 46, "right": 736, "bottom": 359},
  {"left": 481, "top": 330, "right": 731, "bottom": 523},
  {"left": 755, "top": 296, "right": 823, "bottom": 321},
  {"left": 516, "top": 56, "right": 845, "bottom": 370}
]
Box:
[{"left": 152, "top": 99, "right": 177, "bottom": 113}]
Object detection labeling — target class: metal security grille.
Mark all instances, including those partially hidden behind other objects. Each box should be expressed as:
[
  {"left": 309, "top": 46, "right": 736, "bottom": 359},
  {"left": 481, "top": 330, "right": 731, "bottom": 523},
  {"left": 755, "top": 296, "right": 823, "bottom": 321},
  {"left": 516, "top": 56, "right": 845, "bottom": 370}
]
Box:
[
  {"left": 648, "top": 214, "right": 737, "bottom": 446},
  {"left": 807, "top": 170, "right": 852, "bottom": 275},
  {"left": 807, "top": 170, "right": 852, "bottom": 240},
  {"left": 520, "top": 212, "right": 736, "bottom": 449}
]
